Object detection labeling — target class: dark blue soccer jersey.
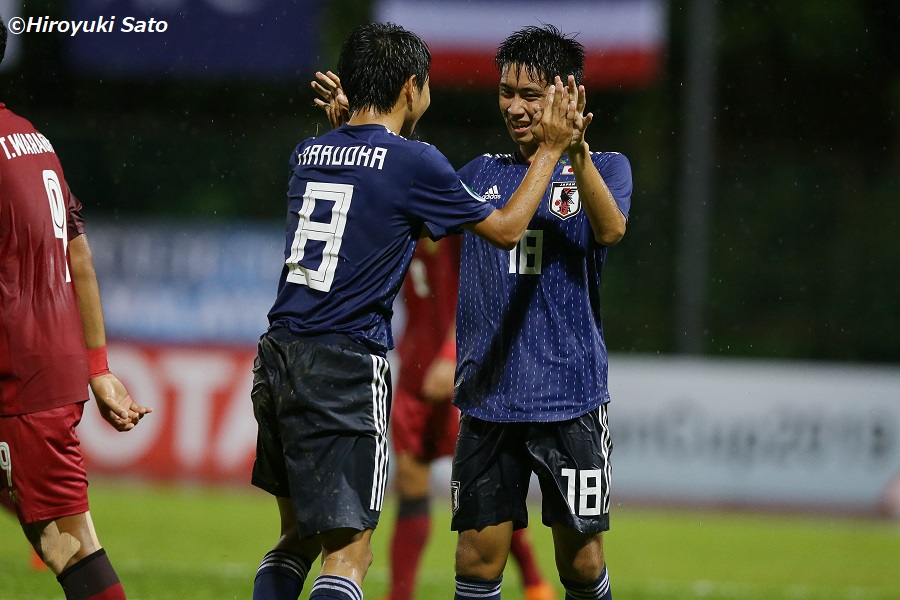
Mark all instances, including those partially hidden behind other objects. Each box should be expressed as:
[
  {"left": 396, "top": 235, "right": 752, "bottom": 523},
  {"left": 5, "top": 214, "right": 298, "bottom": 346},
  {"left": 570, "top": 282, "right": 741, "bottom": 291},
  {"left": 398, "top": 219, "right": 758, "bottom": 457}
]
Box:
[
  {"left": 267, "top": 124, "right": 495, "bottom": 353},
  {"left": 454, "top": 151, "right": 632, "bottom": 422}
]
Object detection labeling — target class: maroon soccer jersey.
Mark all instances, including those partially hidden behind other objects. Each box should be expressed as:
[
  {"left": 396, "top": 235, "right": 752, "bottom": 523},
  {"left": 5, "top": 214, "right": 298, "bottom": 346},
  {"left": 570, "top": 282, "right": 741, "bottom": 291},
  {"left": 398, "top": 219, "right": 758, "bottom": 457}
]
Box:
[
  {"left": 0, "top": 104, "right": 89, "bottom": 416},
  {"left": 395, "top": 236, "right": 461, "bottom": 397}
]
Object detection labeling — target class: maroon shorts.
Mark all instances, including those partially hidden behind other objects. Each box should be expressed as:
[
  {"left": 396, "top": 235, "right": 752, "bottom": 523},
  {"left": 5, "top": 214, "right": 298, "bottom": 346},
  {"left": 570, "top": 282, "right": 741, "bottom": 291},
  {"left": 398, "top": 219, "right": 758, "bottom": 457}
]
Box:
[
  {"left": 0, "top": 402, "right": 89, "bottom": 524},
  {"left": 390, "top": 387, "right": 460, "bottom": 461}
]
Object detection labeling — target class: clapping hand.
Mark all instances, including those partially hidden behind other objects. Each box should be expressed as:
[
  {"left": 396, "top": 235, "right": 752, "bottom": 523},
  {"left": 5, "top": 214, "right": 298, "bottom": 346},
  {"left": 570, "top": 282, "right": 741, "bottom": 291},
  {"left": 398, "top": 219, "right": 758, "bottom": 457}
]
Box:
[
  {"left": 530, "top": 76, "right": 576, "bottom": 154},
  {"left": 566, "top": 75, "right": 593, "bottom": 151},
  {"left": 311, "top": 70, "right": 350, "bottom": 129}
]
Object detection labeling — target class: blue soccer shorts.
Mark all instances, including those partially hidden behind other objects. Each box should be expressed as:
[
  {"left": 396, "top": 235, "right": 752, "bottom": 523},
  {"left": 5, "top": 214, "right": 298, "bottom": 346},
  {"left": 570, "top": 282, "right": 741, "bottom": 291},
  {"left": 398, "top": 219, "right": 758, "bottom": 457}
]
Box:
[
  {"left": 450, "top": 404, "right": 612, "bottom": 534},
  {"left": 251, "top": 328, "right": 391, "bottom": 538}
]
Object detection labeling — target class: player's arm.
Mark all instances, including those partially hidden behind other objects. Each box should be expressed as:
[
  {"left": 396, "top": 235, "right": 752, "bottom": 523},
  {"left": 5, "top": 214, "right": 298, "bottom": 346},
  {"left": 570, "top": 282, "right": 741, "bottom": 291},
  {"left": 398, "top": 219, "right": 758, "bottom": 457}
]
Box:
[
  {"left": 69, "top": 233, "right": 152, "bottom": 431},
  {"left": 315, "top": 72, "right": 574, "bottom": 249},
  {"left": 464, "top": 77, "right": 575, "bottom": 250},
  {"left": 565, "top": 75, "right": 627, "bottom": 246}
]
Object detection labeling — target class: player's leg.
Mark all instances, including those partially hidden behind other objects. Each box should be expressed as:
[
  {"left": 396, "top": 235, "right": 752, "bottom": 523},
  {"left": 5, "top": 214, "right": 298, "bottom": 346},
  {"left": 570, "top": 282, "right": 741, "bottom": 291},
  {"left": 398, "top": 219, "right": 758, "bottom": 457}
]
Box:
[
  {"left": 268, "top": 333, "right": 391, "bottom": 600},
  {"left": 453, "top": 526, "right": 513, "bottom": 600},
  {"left": 452, "top": 416, "right": 532, "bottom": 599},
  {"left": 551, "top": 527, "right": 609, "bottom": 600},
  {"left": 22, "top": 511, "right": 127, "bottom": 600},
  {"left": 509, "top": 528, "right": 557, "bottom": 600},
  {"left": 308, "top": 526, "right": 375, "bottom": 599},
  {"left": 23, "top": 512, "right": 97, "bottom": 573},
  {"left": 253, "top": 496, "right": 319, "bottom": 600},
  {"left": 386, "top": 451, "right": 432, "bottom": 600},
  {"left": 530, "top": 405, "right": 613, "bottom": 600},
  {"left": 250, "top": 339, "right": 315, "bottom": 600},
  {"left": 31, "top": 544, "right": 49, "bottom": 571},
  {"left": 456, "top": 521, "right": 515, "bottom": 577},
  {"left": 1, "top": 405, "right": 127, "bottom": 600}
]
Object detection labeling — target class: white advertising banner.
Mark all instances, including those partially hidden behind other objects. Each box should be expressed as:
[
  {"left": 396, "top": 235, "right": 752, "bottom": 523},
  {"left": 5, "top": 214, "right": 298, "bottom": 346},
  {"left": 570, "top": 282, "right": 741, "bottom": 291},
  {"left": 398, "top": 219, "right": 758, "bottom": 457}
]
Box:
[{"left": 608, "top": 356, "right": 900, "bottom": 515}]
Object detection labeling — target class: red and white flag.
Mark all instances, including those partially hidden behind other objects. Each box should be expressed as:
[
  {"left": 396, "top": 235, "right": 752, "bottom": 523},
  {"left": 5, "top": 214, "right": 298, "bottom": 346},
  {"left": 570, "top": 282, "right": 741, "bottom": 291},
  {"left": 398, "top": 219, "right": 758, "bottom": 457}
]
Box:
[{"left": 375, "top": 0, "right": 667, "bottom": 88}]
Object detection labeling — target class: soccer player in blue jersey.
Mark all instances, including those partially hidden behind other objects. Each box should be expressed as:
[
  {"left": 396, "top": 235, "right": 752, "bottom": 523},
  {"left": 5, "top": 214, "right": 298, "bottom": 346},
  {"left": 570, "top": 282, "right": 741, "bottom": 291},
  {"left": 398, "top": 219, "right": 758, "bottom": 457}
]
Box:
[
  {"left": 449, "top": 26, "right": 632, "bottom": 600},
  {"left": 250, "top": 23, "right": 576, "bottom": 600}
]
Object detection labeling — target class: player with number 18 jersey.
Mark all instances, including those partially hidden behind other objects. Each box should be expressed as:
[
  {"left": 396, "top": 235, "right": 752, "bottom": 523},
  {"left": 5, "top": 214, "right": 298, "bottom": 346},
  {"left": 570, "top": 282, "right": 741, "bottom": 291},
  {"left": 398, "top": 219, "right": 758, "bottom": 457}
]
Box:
[{"left": 455, "top": 151, "right": 632, "bottom": 423}]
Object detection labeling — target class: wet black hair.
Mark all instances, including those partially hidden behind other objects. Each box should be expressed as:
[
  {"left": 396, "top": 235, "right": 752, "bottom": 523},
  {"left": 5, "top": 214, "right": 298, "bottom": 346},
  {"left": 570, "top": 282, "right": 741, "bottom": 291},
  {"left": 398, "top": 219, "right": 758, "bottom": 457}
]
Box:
[
  {"left": 494, "top": 24, "right": 585, "bottom": 86},
  {"left": 337, "top": 22, "right": 431, "bottom": 114}
]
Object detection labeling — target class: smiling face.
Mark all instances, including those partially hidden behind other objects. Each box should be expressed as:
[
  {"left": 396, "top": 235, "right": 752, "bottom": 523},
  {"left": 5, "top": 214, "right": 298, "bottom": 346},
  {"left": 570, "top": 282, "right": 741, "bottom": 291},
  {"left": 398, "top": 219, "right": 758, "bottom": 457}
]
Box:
[{"left": 499, "top": 63, "right": 549, "bottom": 156}]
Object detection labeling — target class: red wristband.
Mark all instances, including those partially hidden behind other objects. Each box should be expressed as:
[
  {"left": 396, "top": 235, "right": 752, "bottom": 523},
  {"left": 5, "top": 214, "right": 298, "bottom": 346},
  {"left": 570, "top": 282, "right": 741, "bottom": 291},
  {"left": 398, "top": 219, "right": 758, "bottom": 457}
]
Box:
[
  {"left": 438, "top": 338, "right": 457, "bottom": 362},
  {"left": 87, "top": 346, "right": 111, "bottom": 379}
]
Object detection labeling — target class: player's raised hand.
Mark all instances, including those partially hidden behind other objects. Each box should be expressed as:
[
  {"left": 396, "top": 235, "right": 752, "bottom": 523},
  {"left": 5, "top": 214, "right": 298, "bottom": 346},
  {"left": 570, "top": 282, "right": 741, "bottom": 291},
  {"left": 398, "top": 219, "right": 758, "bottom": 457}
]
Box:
[
  {"left": 531, "top": 76, "right": 575, "bottom": 154},
  {"left": 567, "top": 74, "right": 593, "bottom": 151},
  {"left": 90, "top": 373, "right": 152, "bottom": 432},
  {"left": 311, "top": 70, "right": 350, "bottom": 129}
]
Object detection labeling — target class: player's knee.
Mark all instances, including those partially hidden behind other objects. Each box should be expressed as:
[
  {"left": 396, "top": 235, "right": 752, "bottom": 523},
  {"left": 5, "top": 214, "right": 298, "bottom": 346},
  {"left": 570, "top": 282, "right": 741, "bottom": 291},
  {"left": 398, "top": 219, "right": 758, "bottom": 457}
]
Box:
[
  {"left": 276, "top": 521, "right": 302, "bottom": 549},
  {"left": 32, "top": 522, "right": 82, "bottom": 574},
  {"left": 561, "top": 555, "right": 605, "bottom": 582},
  {"left": 275, "top": 530, "right": 314, "bottom": 559},
  {"left": 345, "top": 537, "right": 374, "bottom": 571},
  {"left": 555, "top": 533, "right": 605, "bottom": 582},
  {"left": 455, "top": 531, "right": 506, "bottom": 579},
  {"left": 320, "top": 528, "right": 373, "bottom": 572}
]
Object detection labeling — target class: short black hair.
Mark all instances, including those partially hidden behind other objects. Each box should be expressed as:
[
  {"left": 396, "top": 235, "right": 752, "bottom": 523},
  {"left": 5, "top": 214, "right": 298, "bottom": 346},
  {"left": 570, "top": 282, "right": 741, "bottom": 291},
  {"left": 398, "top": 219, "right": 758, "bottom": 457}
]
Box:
[
  {"left": 1, "top": 17, "right": 7, "bottom": 66},
  {"left": 495, "top": 24, "right": 585, "bottom": 86},
  {"left": 337, "top": 22, "right": 431, "bottom": 115}
]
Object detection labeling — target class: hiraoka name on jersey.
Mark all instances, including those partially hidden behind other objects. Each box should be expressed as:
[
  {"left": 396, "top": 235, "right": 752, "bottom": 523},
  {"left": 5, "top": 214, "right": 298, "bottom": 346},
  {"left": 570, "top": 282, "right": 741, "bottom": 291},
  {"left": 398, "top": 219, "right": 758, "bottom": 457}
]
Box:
[{"left": 297, "top": 143, "right": 388, "bottom": 170}]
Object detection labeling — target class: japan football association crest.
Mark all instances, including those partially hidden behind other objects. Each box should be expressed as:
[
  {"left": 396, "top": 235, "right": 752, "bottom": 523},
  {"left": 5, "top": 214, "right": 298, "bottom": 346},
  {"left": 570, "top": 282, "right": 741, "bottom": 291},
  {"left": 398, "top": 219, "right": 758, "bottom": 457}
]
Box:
[
  {"left": 549, "top": 182, "right": 581, "bottom": 220},
  {"left": 451, "top": 480, "right": 460, "bottom": 514}
]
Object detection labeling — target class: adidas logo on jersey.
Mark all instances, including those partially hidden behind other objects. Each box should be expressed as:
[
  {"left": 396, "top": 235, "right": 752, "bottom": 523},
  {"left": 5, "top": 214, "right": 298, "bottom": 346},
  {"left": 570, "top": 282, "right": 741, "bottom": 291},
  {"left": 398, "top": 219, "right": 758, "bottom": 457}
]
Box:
[{"left": 483, "top": 185, "right": 502, "bottom": 201}]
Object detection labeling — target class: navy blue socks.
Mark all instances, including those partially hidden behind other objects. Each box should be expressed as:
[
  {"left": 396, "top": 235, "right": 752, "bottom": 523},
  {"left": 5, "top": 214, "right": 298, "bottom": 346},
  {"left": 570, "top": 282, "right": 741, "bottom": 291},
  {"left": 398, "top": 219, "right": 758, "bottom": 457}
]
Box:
[
  {"left": 454, "top": 575, "right": 503, "bottom": 599},
  {"left": 252, "top": 550, "right": 312, "bottom": 600},
  {"left": 561, "top": 566, "right": 611, "bottom": 600}
]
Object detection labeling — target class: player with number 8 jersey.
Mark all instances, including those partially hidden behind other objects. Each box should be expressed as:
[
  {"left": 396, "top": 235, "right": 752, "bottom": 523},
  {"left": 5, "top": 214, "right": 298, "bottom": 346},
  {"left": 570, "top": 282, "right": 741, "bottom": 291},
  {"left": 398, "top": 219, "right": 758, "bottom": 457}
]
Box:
[{"left": 266, "top": 125, "right": 494, "bottom": 353}]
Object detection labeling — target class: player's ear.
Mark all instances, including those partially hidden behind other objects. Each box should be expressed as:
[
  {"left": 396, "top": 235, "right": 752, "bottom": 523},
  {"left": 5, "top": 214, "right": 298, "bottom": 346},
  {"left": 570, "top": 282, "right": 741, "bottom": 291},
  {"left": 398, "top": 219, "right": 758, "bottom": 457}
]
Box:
[{"left": 403, "top": 75, "right": 418, "bottom": 107}]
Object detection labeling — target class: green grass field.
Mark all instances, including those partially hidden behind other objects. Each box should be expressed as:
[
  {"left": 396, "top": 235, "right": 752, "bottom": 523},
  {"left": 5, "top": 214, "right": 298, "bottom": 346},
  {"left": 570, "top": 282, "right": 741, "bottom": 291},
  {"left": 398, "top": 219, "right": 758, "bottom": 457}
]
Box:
[{"left": 1, "top": 480, "right": 897, "bottom": 600}]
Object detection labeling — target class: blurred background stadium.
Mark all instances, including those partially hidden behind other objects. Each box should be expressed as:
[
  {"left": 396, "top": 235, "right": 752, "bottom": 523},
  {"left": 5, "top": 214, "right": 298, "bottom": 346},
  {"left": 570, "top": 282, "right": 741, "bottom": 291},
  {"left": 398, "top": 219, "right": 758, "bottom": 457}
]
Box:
[{"left": 1, "top": 0, "right": 898, "bottom": 598}]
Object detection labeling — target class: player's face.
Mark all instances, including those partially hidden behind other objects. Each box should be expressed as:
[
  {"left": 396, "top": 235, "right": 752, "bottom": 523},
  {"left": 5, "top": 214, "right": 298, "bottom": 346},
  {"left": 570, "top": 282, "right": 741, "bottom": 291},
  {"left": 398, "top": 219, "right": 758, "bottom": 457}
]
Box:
[{"left": 499, "top": 64, "right": 548, "bottom": 151}]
